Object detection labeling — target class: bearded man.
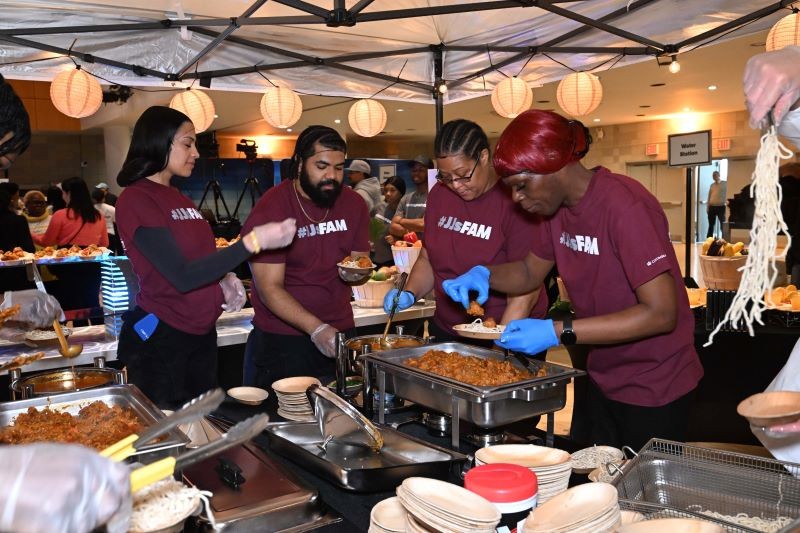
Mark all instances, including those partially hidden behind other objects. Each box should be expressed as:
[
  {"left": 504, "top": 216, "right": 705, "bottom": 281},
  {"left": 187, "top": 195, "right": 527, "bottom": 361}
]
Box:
[{"left": 241, "top": 126, "right": 369, "bottom": 388}]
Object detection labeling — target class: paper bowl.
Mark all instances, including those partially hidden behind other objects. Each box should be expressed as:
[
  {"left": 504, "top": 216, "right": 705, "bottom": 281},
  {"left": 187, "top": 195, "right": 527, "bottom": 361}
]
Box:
[
  {"left": 227, "top": 386, "right": 269, "bottom": 405},
  {"left": 272, "top": 376, "right": 321, "bottom": 395},
  {"left": 737, "top": 391, "right": 800, "bottom": 427}
]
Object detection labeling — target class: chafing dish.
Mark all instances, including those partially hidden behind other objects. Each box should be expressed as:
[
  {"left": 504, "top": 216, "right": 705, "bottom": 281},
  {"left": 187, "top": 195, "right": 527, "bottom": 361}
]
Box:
[
  {"left": 364, "top": 342, "right": 584, "bottom": 448},
  {"left": 0, "top": 384, "right": 188, "bottom": 463},
  {"left": 265, "top": 420, "right": 466, "bottom": 492},
  {"left": 11, "top": 366, "right": 123, "bottom": 398}
]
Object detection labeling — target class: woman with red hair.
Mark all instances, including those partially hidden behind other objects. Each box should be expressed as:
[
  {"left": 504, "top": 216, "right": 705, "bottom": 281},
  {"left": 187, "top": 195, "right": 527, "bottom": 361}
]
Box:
[{"left": 442, "top": 110, "right": 703, "bottom": 450}]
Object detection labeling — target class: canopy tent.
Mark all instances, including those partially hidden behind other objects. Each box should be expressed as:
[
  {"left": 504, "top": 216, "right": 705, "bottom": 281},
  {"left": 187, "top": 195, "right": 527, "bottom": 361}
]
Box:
[{"left": 0, "top": 0, "right": 793, "bottom": 109}]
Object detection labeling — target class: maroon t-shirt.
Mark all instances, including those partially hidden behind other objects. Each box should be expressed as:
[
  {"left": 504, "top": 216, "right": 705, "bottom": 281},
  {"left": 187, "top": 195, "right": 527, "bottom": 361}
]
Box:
[
  {"left": 116, "top": 179, "right": 223, "bottom": 334},
  {"left": 242, "top": 180, "right": 370, "bottom": 335},
  {"left": 532, "top": 167, "right": 703, "bottom": 407},
  {"left": 424, "top": 180, "right": 548, "bottom": 334}
]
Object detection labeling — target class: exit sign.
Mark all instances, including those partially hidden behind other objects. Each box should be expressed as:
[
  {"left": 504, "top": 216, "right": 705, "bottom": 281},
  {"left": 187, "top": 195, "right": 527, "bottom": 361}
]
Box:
[
  {"left": 716, "top": 138, "right": 731, "bottom": 151},
  {"left": 645, "top": 143, "right": 659, "bottom": 156}
]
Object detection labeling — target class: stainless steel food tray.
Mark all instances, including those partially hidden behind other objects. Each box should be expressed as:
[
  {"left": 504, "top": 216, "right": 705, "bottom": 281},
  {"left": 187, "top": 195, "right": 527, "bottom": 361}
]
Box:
[
  {"left": 613, "top": 439, "right": 800, "bottom": 532},
  {"left": 264, "top": 421, "right": 467, "bottom": 492},
  {"left": 364, "top": 342, "right": 583, "bottom": 446},
  {"left": 0, "top": 384, "right": 189, "bottom": 463}
]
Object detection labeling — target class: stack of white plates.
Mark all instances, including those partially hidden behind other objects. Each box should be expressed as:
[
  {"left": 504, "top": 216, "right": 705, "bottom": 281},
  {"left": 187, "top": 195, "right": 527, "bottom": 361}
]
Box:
[
  {"left": 395, "top": 477, "right": 501, "bottom": 533},
  {"left": 272, "top": 376, "right": 321, "bottom": 422},
  {"left": 475, "top": 444, "right": 571, "bottom": 505},
  {"left": 523, "top": 482, "right": 620, "bottom": 533},
  {"left": 369, "top": 496, "right": 407, "bottom": 533}
]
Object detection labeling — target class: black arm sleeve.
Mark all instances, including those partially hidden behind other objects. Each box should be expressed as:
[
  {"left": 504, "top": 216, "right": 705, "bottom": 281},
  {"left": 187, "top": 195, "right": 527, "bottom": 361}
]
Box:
[{"left": 133, "top": 226, "right": 251, "bottom": 293}]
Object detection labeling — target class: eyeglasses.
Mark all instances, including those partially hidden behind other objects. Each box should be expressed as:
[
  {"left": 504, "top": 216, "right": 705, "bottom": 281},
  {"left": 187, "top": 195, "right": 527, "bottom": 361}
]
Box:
[{"left": 436, "top": 159, "right": 479, "bottom": 185}]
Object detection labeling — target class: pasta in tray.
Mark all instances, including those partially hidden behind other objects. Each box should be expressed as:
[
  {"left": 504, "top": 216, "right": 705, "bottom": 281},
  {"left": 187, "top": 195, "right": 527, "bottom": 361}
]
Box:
[
  {"left": 687, "top": 507, "right": 792, "bottom": 532},
  {"left": 129, "top": 478, "right": 215, "bottom": 533}
]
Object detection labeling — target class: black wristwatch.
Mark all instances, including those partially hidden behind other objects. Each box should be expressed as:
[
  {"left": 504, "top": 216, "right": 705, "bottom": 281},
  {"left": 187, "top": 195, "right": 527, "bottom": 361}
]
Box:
[{"left": 560, "top": 316, "right": 577, "bottom": 346}]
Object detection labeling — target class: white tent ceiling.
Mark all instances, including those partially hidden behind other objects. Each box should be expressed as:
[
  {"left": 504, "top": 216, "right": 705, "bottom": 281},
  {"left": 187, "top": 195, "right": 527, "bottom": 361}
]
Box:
[{"left": 0, "top": 0, "right": 791, "bottom": 106}]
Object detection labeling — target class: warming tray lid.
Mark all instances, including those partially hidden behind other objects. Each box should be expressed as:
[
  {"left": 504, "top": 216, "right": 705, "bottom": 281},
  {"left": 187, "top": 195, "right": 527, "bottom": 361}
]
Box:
[
  {"left": 364, "top": 342, "right": 583, "bottom": 396},
  {"left": 307, "top": 384, "right": 384, "bottom": 451}
]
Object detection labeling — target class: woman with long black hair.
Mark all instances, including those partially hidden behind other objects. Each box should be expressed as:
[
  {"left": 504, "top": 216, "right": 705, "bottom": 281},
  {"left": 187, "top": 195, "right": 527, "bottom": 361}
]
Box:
[
  {"left": 115, "top": 106, "right": 295, "bottom": 408},
  {"left": 33, "top": 176, "right": 108, "bottom": 248}
]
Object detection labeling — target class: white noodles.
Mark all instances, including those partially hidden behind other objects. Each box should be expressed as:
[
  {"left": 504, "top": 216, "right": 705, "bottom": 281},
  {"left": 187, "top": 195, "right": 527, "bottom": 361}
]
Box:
[
  {"left": 705, "top": 127, "right": 794, "bottom": 345},
  {"left": 462, "top": 318, "right": 503, "bottom": 333},
  {"left": 697, "top": 510, "right": 792, "bottom": 532},
  {"left": 129, "top": 478, "right": 217, "bottom": 532}
]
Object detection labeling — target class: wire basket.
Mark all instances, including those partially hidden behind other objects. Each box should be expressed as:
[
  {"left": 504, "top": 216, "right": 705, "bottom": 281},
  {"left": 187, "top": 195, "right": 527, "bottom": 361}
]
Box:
[{"left": 612, "top": 439, "right": 800, "bottom": 532}]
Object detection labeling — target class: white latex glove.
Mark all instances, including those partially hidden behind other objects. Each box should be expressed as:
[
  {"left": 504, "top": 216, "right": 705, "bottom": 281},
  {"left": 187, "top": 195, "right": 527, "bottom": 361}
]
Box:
[
  {"left": 310, "top": 323, "right": 338, "bottom": 358},
  {"left": 1, "top": 290, "right": 65, "bottom": 328},
  {"left": 0, "top": 443, "right": 132, "bottom": 533},
  {"left": 253, "top": 218, "right": 297, "bottom": 251},
  {"left": 220, "top": 272, "right": 246, "bottom": 312},
  {"left": 744, "top": 46, "right": 800, "bottom": 128}
]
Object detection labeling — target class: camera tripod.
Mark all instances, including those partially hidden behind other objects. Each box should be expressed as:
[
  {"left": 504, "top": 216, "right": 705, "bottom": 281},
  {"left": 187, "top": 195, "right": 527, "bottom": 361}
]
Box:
[
  {"left": 198, "top": 159, "right": 233, "bottom": 222},
  {"left": 231, "top": 156, "right": 263, "bottom": 220}
]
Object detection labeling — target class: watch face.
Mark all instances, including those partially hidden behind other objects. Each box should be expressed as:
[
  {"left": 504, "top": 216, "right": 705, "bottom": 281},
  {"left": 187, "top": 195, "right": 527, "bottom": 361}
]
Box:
[{"left": 561, "top": 329, "right": 577, "bottom": 346}]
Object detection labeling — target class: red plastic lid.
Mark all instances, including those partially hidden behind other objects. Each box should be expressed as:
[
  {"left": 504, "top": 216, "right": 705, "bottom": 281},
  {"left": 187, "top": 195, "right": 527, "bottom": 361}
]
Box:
[{"left": 464, "top": 463, "right": 538, "bottom": 503}]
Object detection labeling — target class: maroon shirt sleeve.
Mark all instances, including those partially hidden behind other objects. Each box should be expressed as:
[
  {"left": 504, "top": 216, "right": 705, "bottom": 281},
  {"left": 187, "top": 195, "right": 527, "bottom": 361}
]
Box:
[{"left": 610, "top": 200, "right": 673, "bottom": 289}]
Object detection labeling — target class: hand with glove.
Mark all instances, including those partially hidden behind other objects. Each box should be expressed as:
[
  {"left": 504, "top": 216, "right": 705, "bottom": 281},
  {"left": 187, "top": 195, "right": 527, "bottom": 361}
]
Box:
[
  {"left": 495, "top": 318, "right": 559, "bottom": 355},
  {"left": 1, "top": 290, "right": 65, "bottom": 329},
  {"left": 0, "top": 443, "right": 132, "bottom": 533},
  {"left": 442, "top": 265, "right": 490, "bottom": 310},
  {"left": 744, "top": 46, "right": 800, "bottom": 128},
  {"left": 246, "top": 217, "right": 297, "bottom": 253},
  {"left": 383, "top": 289, "right": 416, "bottom": 313},
  {"left": 220, "top": 272, "right": 246, "bottom": 312},
  {"left": 311, "top": 323, "right": 339, "bottom": 358}
]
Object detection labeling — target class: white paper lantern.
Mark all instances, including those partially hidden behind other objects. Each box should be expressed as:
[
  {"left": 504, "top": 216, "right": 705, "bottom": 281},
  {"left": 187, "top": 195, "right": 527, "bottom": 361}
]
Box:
[
  {"left": 260, "top": 86, "right": 302, "bottom": 128},
  {"left": 49, "top": 67, "right": 103, "bottom": 118},
  {"left": 169, "top": 89, "right": 215, "bottom": 133},
  {"left": 491, "top": 77, "right": 532, "bottom": 119},
  {"left": 556, "top": 72, "right": 603, "bottom": 117},
  {"left": 348, "top": 99, "right": 387, "bottom": 137},
  {"left": 766, "top": 12, "right": 800, "bottom": 51}
]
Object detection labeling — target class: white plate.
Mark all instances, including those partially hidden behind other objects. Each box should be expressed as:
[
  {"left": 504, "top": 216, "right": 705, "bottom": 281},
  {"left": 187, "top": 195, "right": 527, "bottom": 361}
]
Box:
[
  {"left": 452, "top": 323, "right": 506, "bottom": 340},
  {"left": 524, "top": 483, "right": 618, "bottom": 532},
  {"left": 370, "top": 497, "right": 407, "bottom": 532},
  {"left": 401, "top": 477, "right": 501, "bottom": 524},
  {"left": 475, "top": 444, "right": 570, "bottom": 468},
  {"left": 272, "top": 376, "right": 321, "bottom": 394},
  {"left": 227, "top": 386, "right": 269, "bottom": 405}
]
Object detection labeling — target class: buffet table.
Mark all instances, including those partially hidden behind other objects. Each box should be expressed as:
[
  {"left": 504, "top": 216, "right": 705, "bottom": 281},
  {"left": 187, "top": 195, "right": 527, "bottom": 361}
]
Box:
[{"left": 0, "top": 301, "right": 436, "bottom": 375}]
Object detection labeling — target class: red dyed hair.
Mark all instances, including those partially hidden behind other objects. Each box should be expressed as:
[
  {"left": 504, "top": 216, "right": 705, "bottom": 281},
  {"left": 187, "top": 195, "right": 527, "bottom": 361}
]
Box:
[{"left": 493, "top": 110, "right": 591, "bottom": 177}]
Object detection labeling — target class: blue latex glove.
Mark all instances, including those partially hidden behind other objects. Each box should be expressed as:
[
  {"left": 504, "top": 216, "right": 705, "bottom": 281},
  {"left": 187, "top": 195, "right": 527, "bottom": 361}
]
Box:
[
  {"left": 442, "top": 265, "right": 490, "bottom": 309},
  {"left": 383, "top": 289, "right": 416, "bottom": 313},
  {"left": 496, "top": 318, "right": 559, "bottom": 355}
]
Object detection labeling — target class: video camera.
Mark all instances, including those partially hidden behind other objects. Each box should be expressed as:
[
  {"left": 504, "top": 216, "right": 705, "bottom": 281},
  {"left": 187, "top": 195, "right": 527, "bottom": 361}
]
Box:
[{"left": 236, "top": 139, "right": 258, "bottom": 161}]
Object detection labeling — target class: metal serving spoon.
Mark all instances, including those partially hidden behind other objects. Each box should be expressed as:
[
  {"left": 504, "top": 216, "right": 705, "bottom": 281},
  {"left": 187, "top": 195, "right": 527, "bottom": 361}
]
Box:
[
  {"left": 380, "top": 272, "right": 408, "bottom": 349},
  {"left": 52, "top": 319, "right": 82, "bottom": 358}
]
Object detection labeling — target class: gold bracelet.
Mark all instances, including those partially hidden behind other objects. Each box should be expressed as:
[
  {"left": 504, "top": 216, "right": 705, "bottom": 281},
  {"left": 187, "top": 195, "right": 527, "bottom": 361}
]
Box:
[{"left": 248, "top": 231, "right": 261, "bottom": 254}]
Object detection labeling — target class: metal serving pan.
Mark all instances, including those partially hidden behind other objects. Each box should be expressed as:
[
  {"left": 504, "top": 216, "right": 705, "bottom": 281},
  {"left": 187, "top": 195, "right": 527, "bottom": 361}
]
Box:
[
  {"left": 364, "top": 342, "right": 582, "bottom": 428},
  {"left": 264, "top": 421, "right": 467, "bottom": 492},
  {"left": 0, "top": 384, "right": 189, "bottom": 463}
]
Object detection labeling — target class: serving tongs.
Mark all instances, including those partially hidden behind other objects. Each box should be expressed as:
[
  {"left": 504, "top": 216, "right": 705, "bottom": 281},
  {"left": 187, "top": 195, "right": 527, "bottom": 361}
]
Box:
[
  {"left": 380, "top": 272, "right": 409, "bottom": 348},
  {"left": 129, "top": 413, "right": 269, "bottom": 492},
  {"left": 505, "top": 348, "right": 540, "bottom": 375},
  {"left": 101, "top": 388, "right": 225, "bottom": 462}
]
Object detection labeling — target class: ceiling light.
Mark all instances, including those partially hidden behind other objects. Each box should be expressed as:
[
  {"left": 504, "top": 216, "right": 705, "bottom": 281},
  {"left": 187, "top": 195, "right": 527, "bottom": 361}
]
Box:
[
  {"left": 707, "top": 85, "right": 717, "bottom": 91},
  {"left": 287, "top": 128, "right": 292, "bottom": 132},
  {"left": 593, "top": 118, "right": 600, "bottom": 122},
  {"left": 767, "top": 11, "right": 800, "bottom": 51},
  {"left": 683, "top": 107, "right": 691, "bottom": 112},
  {"left": 556, "top": 72, "right": 603, "bottom": 117},
  {"left": 348, "top": 98, "right": 387, "bottom": 137},
  {"left": 438, "top": 83, "right": 448, "bottom": 94},
  {"left": 396, "top": 108, "right": 404, "bottom": 112},
  {"left": 334, "top": 119, "right": 341, "bottom": 124},
  {"left": 668, "top": 56, "right": 681, "bottom": 74},
  {"left": 213, "top": 114, "right": 219, "bottom": 118},
  {"left": 50, "top": 66, "right": 103, "bottom": 119},
  {"left": 169, "top": 88, "right": 215, "bottom": 133},
  {"left": 491, "top": 76, "right": 532, "bottom": 119},
  {"left": 259, "top": 86, "right": 302, "bottom": 129}
]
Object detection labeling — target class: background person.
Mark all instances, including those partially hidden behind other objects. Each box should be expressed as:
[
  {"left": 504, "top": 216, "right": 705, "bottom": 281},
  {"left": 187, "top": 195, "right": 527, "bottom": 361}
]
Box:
[
  {"left": 33, "top": 176, "right": 108, "bottom": 248},
  {"left": 0, "top": 182, "right": 33, "bottom": 252},
  {"left": 242, "top": 125, "right": 370, "bottom": 389},
  {"left": 374, "top": 175, "right": 406, "bottom": 267},
  {"left": 442, "top": 110, "right": 703, "bottom": 450},
  {"left": 706, "top": 170, "right": 726, "bottom": 238},
  {"left": 383, "top": 120, "right": 547, "bottom": 345},
  {"left": 23, "top": 190, "right": 51, "bottom": 238},
  {"left": 0, "top": 73, "right": 31, "bottom": 172},
  {"left": 95, "top": 181, "right": 118, "bottom": 206},
  {"left": 345, "top": 159, "right": 382, "bottom": 216},
  {"left": 92, "top": 187, "right": 120, "bottom": 254},
  {"left": 390, "top": 155, "right": 430, "bottom": 243},
  {"left": 115, "top": 106, "right": 295, "bottom": 408}
]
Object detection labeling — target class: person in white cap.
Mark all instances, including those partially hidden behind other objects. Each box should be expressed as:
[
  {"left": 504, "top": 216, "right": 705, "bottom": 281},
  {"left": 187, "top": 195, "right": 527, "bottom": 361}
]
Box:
[
  {"left": 345, "top": 159, "right": 382, "bottom": 216},
  {"left": 95, "top": 181, "right": 117, "bottom": 206}
]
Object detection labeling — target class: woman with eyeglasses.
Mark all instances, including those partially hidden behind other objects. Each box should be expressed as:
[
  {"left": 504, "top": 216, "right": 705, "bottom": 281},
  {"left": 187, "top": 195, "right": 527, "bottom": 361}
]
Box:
[
  {"left": 383, "top": 119, "right": 547, "bottom": 344},
  {"left": 441, "top": 110, "right": 703, "bottom": 450}
]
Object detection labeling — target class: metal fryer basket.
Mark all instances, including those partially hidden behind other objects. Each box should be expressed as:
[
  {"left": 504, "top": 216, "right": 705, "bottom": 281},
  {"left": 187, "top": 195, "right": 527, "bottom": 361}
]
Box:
[
  {"left": 612, "top": 439, "right": 800, "bottom": 532},
  {"left": 618, "top": 500, "right": 765, "bottom": 533}
]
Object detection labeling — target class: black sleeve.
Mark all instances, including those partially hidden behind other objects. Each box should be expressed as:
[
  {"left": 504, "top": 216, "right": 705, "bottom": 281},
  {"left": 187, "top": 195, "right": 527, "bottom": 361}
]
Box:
[
  {"left": 133, "top": 226, "right": 251, "bottom": 293},
  {"left": 16, "top": 216, "right": 35, "bottom": 253}
]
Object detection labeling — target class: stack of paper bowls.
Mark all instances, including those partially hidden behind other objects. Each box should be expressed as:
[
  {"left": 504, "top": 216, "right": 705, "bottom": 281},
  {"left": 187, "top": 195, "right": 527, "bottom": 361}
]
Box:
[
  {"left": 523, "top": 482, "right": 620, "bottom": 533},
  {"left": 475, "top": 444, "right": 571, "bottom": 505},
  {"left": 271, "top": 376, "right": 320, "bottom": 421},
  {"left": 396, "top": 477, "right": 501, "bottom": 533},
  {"left": 369, "top": 496, "right": 408, "bottom": 533}
]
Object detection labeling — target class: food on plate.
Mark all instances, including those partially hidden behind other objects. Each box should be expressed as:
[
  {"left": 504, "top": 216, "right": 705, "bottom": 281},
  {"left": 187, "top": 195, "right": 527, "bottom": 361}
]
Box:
[
  {"left": 0, "top": 352, "right": 45, "bottom": 371},
  {"left": 25, "top": 327, "right": 71, "bottom": 341},
  {"left": 129, "top": 477, "right": 204, "bottom": 533},
  {"left": 404, "top": 349, "right": 541, "bottom": 386},
  {"left": 78, "top": 244, "right": 104, "bottom": 257},
  {"left": 0, "top": 304, "right": 20, "bottom": 327},
  {"left": 0, "top": 247, "right": 31, "bottom": 261},
  {"left": 467, "top": 300, "right": 485, "bottom": 317},
  {"left": 340, "top": 255, "right": 374, "bottom": 269},
  {"left": 483, "top": 316, "right": 497, "bottom": 328},
  {"left": 765, "top": 285, "right": 800, "bottom": 310},
  {"left": 370, "top": 265, "right": 399, "bottom": 282},
  {"left": 347, "top": 336, "right": 423, "bottom": 352},
  {"left": 34, "top": 246, "right": 56, "bottom": 259},
  {"left": 0, "top": 401, "right": 143, "bottom": 450}
]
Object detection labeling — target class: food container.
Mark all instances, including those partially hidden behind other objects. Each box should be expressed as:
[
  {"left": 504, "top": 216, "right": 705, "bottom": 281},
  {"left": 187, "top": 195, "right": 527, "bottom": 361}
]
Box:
[
  {"left": 10, "top": 367, "right": 124, "bottom": 398},
  {"left": 391, "top": 244, "right": 421, "bottom": 274},
  {"left": 465, "top": 463, "right": 538, "bottom": 531},
  {"left": 698, "top": 255, "right": 746, "bottom": 290},
  {"left": 351, "top": 277, "right": 396, "bottom": 307},
  {"left": 340, "top": 333, "right": 424, "bottom": 379}
]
